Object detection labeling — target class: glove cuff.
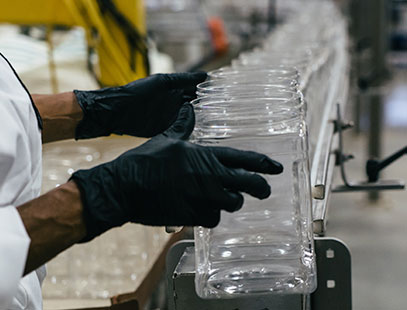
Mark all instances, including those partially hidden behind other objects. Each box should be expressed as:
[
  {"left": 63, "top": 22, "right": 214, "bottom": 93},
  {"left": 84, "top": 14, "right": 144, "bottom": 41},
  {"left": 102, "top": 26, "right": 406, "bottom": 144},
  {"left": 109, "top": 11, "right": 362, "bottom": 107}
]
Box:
[
  {"left": 70, "top": 167, "right": 126, "bottom": 243},
  {"left": 69, "top": 172, "right": 101, "bottom": 243},
  {"left": 73, "top": 90, "right": 112, "bottom": 140},
  {"left": 73, "top": 89, "right": 88, "bottom": 112}
]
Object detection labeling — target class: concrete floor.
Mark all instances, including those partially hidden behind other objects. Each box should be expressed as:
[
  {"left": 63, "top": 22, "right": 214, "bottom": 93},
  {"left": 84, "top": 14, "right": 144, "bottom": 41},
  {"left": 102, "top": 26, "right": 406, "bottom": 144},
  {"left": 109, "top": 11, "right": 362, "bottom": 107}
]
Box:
[{"left": 327, "top": 126, "right": 407, "bottom": 309}]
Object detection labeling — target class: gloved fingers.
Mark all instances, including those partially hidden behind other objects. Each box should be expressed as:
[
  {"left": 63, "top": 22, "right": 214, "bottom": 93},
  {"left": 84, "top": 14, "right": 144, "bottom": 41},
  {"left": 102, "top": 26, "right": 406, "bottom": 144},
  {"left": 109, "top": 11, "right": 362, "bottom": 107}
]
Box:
[
  {"left": 210, "top": 147, "right": 283, "bottom": 175},
  {"left": 162, "top": 72, "right": 207, "bottom": 94},
  {"left": 218, "top": 190, "right": 244, "bottom": 212},
  {"left": 197, "top": 209, "right": 221, "bottom": 228},
  {"left": 162, "top": 103, "right": 195, "bottom": 140},
  {"left": 219, "top": 168, "right": 271, "bottom": 200},
  {"left": 182, "top": 94, "right": 197, "bottom": 102},
  {"left": 165, "top": 89, "right": 185, "bottom": 113},
  {"left": 200, "top": 187, "right": 243, "bottom": 213},
  {"left": 149, "top": 89, "right": 186, "bottom": 136}
]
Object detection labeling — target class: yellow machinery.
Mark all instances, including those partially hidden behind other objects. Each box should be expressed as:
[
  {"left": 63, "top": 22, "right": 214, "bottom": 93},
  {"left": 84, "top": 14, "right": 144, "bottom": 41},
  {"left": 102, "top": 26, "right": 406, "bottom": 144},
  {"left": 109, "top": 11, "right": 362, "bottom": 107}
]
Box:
[{"left": 0, "top": 0, "right": 148, "bottom": 87}]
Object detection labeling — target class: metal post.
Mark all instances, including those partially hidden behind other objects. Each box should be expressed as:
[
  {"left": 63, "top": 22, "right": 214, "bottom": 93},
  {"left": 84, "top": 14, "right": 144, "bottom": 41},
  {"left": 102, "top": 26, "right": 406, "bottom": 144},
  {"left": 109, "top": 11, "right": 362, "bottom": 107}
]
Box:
[
  {"left": 368, "top": 94, "right": 383, "bottom": 200},
  {"left": 368, "top": 0, "right": 388, "bottom": 201}
]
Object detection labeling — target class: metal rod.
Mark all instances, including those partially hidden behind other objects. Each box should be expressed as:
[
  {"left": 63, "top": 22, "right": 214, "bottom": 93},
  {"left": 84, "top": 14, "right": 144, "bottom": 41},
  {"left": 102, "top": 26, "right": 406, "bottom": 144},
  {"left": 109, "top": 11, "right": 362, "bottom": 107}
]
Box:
[{"left": 377, "top": 146, "right": 407, "bottom": 171}]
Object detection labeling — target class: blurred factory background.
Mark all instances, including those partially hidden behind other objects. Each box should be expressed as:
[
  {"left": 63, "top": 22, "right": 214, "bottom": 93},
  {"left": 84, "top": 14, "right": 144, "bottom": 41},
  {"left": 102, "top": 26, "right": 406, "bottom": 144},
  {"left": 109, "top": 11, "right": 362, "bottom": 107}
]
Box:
[{"left": 0, "top": 0, "right": 407, "bottom": 309}]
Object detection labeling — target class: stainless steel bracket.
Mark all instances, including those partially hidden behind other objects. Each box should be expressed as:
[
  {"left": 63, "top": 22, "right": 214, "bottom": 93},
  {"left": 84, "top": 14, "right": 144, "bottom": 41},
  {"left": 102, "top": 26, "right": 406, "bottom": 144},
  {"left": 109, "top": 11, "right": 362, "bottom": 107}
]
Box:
[
  {"left": 312, "top": 103, "right": 405, "bottom": 236},
  {"left": 166, "top": 238, "right": 352, "bottom": 310}
]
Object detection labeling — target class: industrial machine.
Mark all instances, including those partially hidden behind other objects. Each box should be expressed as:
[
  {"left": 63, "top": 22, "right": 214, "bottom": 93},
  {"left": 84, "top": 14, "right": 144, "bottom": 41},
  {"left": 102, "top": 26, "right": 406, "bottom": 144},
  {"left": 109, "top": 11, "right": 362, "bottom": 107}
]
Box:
[{"left": 0, "top": 0, "right": 149, "bottom": 87}]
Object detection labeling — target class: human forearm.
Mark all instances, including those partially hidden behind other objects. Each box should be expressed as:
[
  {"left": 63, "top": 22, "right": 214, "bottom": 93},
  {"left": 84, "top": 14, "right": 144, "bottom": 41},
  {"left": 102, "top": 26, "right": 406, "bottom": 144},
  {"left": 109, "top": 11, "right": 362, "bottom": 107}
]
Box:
[
  {"left": 17, "top": 181, "right": 86, "bottom": 275},
  {"left": 33, "top": 72, "right": 206, "bottom": 142},
  {"left": 32, "top": 93, "right": 83, "bottom": 143}
]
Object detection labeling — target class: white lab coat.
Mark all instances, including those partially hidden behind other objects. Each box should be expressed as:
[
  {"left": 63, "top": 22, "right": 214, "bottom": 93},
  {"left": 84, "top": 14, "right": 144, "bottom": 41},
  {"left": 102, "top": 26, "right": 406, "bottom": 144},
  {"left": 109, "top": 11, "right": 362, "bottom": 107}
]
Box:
[{"left": 0, "top": 53, "right": 44, "bottom": 310}]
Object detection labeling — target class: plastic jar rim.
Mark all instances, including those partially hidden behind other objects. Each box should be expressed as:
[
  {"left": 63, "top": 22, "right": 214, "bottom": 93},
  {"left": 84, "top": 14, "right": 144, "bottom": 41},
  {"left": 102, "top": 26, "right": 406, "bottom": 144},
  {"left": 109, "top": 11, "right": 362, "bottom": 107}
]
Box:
[
  {"left": 195, "top": 89, "right": 302, "bottom": 101},
  {"left": 193, "top": 89, "right": 304, "bottom": 104},
  {"left": 194, "top": 116, "right": 306, "bottom": 138},
  {"left": 208, "top": 65, "right": 298, "bottom": 75},
  {"left": 198, "top": 78, "right": 299, "bottom": 86}
]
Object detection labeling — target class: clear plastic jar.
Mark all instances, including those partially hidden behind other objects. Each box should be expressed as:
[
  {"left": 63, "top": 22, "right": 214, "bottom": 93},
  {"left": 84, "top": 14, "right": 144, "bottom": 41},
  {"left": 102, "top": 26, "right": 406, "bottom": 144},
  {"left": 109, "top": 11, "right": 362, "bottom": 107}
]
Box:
[
  {"left": 193, "top": 97, "right": 316, "bottom": 298},
  {"left": 232, "top": 56, "right": 310, "bottom": 77},
  {"left": 208, "top": 66, "right": 299, "bottom": 81},
  {"left": 193, "top": 89, "right": 307, "bottom": 125},
  {"left": 196, "top": 80, "right": 299, "bottom": 97},
  {"left": 192, "top": 90, "right": 304, "bottom": 113},
  {"left": 196, "top": 81, "right": 300, "bottom": 97},
  {"left": 208, "top": 75, "right": 299, "bottom": 88}
]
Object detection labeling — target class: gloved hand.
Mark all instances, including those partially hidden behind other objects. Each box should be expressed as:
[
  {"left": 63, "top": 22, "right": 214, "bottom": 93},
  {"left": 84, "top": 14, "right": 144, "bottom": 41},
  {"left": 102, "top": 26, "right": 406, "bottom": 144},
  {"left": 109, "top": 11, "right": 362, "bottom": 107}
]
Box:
[
  {"left": 74, "top": 72, "right": 207, "bottom": 139},
  {"left": 71, "top": 104, "right": 283, "bottom": 242}
]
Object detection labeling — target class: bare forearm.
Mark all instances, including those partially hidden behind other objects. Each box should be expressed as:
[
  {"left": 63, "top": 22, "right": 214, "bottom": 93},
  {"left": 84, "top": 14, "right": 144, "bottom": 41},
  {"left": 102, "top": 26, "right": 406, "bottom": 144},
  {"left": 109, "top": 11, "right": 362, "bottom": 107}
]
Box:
[
  {"left": 17, "top": 181, "right": 86, "bottom": 275},
  {"left": 33, "top": 93, "right": 83, "bottom": 143}
]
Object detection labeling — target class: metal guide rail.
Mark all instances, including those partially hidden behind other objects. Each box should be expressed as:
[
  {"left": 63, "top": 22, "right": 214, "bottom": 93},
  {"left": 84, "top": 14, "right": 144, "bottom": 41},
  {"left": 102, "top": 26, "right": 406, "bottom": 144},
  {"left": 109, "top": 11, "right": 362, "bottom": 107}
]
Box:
[
  {"left": 310, "top": 46, "right": 405, "bottom": 236},
  {"left": 310, "top": 40, "right": 350, "bottom": 236}
]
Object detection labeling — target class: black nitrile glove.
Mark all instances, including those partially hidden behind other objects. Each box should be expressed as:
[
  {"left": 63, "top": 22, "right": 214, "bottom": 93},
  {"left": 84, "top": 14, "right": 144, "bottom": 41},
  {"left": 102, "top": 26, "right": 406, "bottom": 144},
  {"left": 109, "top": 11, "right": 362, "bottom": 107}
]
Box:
[
  {"left": 71, "top": 104, "right": 283, "bottom": 242},
  {"left": 74, "top": 72, "right": 207, "bottom": 139}
]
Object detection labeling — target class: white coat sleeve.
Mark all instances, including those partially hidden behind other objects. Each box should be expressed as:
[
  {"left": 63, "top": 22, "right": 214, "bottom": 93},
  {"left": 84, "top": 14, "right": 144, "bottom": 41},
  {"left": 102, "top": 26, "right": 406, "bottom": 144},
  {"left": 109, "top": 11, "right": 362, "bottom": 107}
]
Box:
[
  {"left": 0, "top": 63, "right": 32, "bottom": 308},
  {"left": 0, "top": 206, "right": 30, "bottom": 309}
]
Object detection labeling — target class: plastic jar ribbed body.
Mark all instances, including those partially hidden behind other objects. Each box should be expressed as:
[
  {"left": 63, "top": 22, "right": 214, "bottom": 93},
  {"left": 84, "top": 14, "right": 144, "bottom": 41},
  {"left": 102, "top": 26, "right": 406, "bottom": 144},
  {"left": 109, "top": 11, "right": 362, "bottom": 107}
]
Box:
[{"left": 193, "top": 101, "right": 317, "bottom": 298}]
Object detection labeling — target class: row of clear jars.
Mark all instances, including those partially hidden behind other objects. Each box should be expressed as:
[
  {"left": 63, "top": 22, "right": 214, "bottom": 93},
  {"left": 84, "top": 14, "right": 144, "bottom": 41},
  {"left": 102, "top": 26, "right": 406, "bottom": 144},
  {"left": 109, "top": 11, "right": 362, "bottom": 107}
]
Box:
[{"left": 192, "top": 0, "right": 343, "bottom": 299}]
